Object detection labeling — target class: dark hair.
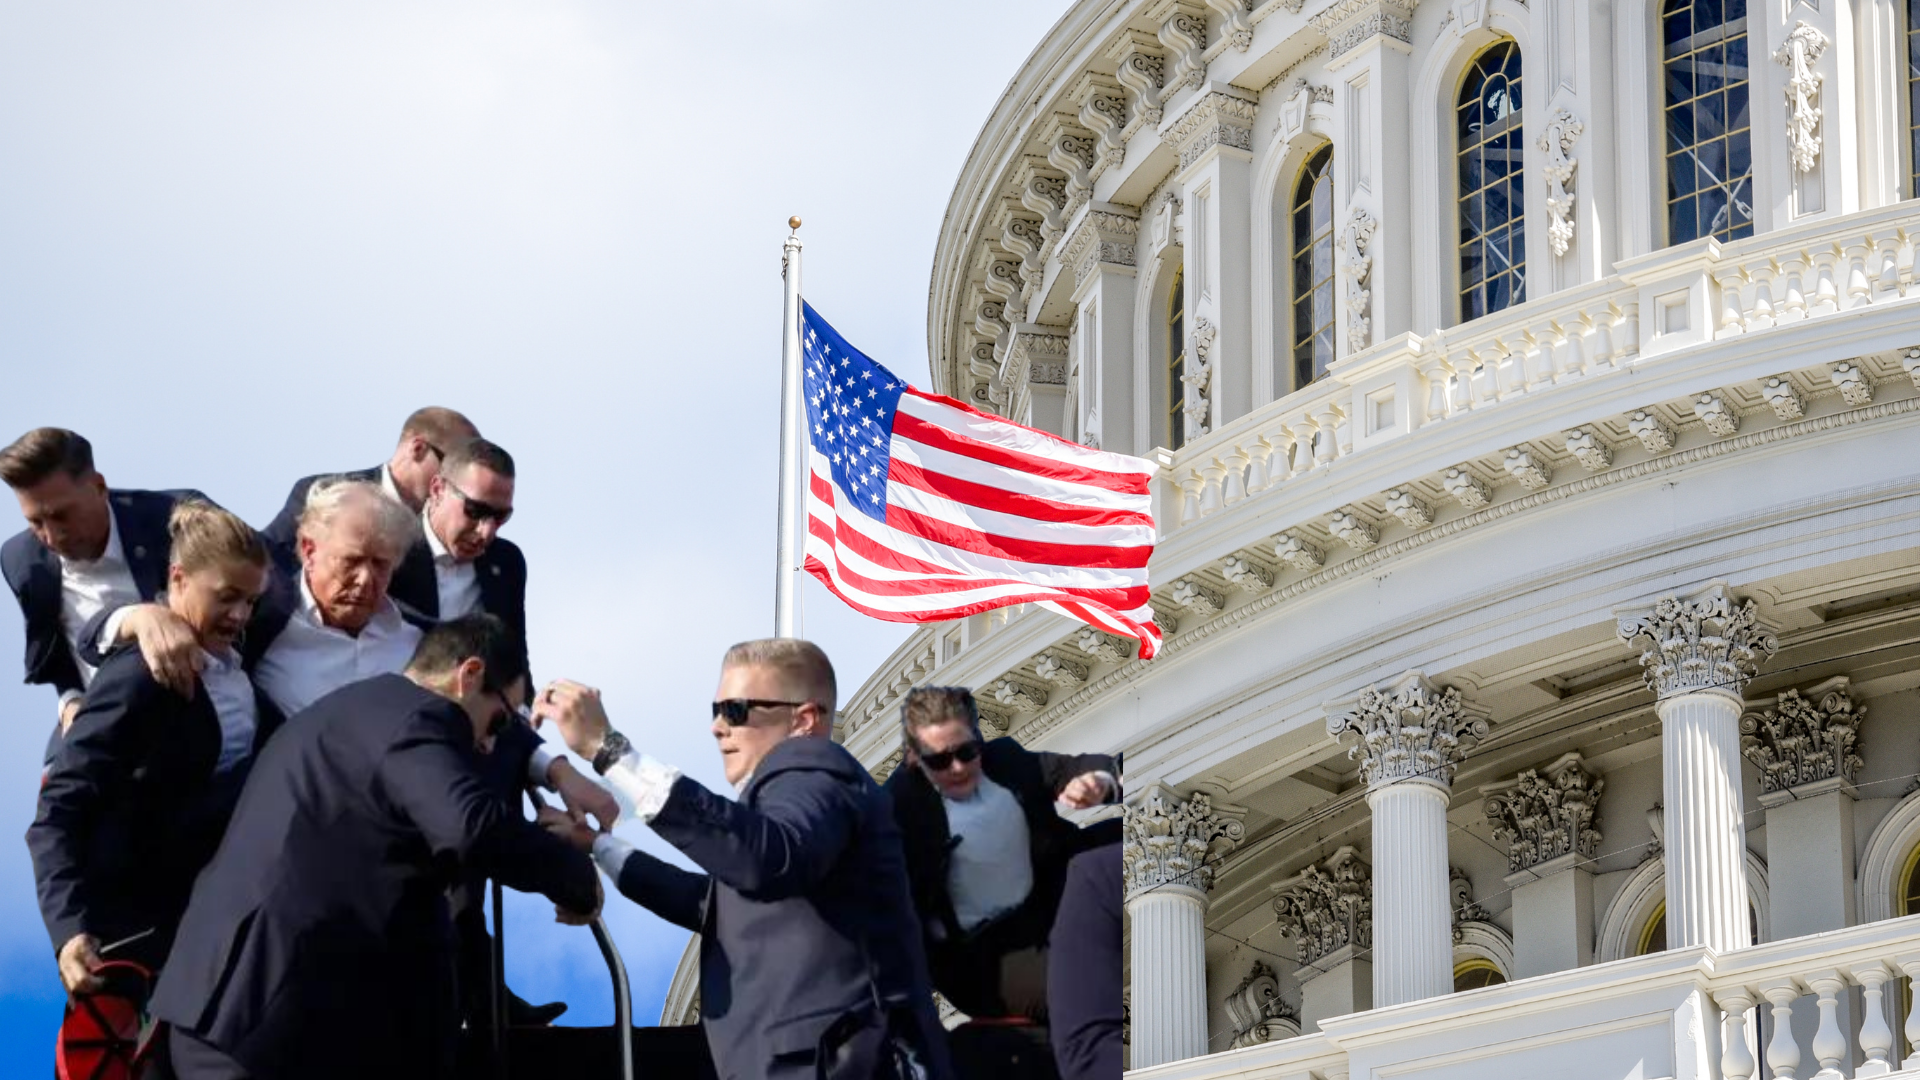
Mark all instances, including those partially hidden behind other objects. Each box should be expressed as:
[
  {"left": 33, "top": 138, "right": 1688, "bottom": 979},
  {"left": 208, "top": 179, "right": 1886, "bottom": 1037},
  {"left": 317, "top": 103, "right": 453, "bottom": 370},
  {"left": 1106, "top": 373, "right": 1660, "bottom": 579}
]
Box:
[
  {"left": 900, "top": 686, "right": 979, "bottom": 743},
  {"left": 0, "top": 428, "right": 95, "bottom": 489},
  {"left": 444, "top": 437, "right": 515, "bottom": 480},
  {"left": 407, "top": 613, "right": 527, "bottom": 696}
]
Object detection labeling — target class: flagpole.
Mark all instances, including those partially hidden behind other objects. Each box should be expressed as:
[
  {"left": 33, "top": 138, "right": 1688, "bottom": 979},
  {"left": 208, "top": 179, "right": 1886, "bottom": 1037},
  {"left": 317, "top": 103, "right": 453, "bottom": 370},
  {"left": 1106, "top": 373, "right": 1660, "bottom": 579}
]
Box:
[{"left": 774, "top": 217, "right": 805, "bottom": 638}]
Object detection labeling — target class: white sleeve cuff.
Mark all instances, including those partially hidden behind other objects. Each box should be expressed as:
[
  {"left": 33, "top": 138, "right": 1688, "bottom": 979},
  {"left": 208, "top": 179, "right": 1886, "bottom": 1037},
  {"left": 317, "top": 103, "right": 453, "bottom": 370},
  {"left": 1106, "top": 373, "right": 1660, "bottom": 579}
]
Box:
[
  {"left": 602, "top": 749, "right": 681, "bottom": 824},
  {"left": 100, "top": 607, "right": 133, "bottom": 652},
  {"left": 527, "top": 744, "right": 558, "bottom": 788},
  {"left": 591, "top": 833, "right": 638, "bottom": 878},
  {"left": 57, "top": 689, "right": 83, "bottom": 720},
  {"left": 1091, "top": 770, "right": 1118, "bottom": 798}
]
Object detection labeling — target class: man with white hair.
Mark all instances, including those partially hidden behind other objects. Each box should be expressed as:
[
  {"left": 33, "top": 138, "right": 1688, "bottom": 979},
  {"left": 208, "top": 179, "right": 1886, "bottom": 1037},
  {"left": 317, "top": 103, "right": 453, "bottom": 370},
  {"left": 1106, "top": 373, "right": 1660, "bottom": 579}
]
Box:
[{"left": 92, "top": 478, "right": 612, "bottom": 1026}]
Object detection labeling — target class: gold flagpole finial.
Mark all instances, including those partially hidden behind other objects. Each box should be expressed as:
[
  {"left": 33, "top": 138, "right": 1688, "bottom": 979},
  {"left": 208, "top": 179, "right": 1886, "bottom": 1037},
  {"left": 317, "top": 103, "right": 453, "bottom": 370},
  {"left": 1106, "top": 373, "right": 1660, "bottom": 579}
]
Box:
[{"left": 789, "top": 216, "right": 803, "bottom": 233}]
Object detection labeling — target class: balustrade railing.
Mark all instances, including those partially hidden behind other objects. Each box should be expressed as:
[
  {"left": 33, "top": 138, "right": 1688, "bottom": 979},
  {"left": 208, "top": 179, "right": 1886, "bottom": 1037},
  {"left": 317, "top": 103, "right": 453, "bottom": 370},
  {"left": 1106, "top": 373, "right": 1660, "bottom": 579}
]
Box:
[{"left": 1157, "top": 203, "right": 1920, "bottom": 535}]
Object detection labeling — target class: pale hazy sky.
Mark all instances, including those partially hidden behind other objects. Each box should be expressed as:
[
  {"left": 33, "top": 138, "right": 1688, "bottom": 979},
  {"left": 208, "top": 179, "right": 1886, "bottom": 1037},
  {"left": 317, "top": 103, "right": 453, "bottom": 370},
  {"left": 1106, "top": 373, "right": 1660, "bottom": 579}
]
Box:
[{"left": 0, "top": 1, "right": 1074, "bottom": 1059}]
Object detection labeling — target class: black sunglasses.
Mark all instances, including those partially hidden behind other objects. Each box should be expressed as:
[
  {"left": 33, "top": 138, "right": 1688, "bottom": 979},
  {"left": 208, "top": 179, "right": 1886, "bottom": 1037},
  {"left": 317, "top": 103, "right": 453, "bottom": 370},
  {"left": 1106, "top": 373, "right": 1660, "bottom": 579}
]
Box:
[
  {"left": 915, "top": 740, "right": 982, "bottom": 772},
  {"left": 444, "top": 479, "right": 513, "bottom": 525},
  {"left": 488, "top": 691, "right": 524, "bottom": 738},
  {"left": 712, "top": 698, "right": 807, "bottom": 727}
]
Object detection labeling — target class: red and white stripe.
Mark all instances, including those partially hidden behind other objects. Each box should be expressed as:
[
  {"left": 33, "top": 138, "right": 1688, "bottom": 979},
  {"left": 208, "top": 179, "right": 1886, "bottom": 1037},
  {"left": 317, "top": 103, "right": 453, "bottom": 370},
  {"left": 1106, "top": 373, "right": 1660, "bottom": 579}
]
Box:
[{"left": 804, "top": 387, "right": 1162, "bottom": 659}]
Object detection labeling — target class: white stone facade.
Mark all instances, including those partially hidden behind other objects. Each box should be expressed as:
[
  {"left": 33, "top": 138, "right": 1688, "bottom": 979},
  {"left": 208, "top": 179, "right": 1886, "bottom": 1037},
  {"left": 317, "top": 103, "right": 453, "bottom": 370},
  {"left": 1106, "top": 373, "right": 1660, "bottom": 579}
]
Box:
[{"left": 834, "top": 0, "right": 1920, "bottom": 1075}]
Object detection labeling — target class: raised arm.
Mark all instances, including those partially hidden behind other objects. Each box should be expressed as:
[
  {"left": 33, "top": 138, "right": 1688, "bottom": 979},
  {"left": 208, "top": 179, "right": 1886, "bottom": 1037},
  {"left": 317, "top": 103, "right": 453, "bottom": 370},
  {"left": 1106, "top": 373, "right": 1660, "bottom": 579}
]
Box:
[{"left": 376, "top": 710, "right": 600, "bottom": 917}]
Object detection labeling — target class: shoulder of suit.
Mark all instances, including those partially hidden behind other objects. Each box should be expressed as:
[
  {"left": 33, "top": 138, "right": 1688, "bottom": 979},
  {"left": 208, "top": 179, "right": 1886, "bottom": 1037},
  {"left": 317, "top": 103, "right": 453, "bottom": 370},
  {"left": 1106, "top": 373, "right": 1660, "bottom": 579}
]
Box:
[
  {"left": 88, "top": 645, "right": 177, "bottom": 705},
  {"left": 759, "top": 736, "right": 870, "bottom": 784},
  {"left": 0, "top": 528, "right": 37, "bottom": 583}
]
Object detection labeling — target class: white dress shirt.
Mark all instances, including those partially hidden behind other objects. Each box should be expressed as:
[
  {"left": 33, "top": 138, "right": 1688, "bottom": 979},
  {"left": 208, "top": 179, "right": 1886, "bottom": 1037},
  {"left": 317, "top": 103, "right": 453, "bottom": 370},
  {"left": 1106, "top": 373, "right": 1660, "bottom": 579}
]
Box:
[
  {"left": 589, "top": 746, "right": 686, "bottom": 877},
  {"left": 943, "top": 774, "right": 1034, "bottom": 933},
  {"left": 253, "top": 574, "right": 423, "bottom": 717},
  {"left": 422, "top": 512, "right": 480, "bottom": 619},
  {"left": 201, "top": 647, "right": 260, "bottom": 773},
  {"left": 57, "top": 512, "right": 143, "bottom": 710}
]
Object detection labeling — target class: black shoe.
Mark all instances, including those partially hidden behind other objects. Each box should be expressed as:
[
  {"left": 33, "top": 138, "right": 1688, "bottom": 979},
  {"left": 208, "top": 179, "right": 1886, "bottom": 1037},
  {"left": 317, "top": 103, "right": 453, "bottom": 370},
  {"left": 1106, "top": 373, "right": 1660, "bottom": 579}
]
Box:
[{"left": 508, "top": 991, "right": 568, "bottom": 1027}]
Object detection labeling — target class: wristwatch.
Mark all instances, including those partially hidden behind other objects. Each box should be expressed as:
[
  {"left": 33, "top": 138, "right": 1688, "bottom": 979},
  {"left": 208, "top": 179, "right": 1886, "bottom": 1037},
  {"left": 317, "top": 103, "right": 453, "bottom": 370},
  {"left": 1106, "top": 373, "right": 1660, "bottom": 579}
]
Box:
[{"left": 591, "top": 730, "right": 632, "bottom": 775}]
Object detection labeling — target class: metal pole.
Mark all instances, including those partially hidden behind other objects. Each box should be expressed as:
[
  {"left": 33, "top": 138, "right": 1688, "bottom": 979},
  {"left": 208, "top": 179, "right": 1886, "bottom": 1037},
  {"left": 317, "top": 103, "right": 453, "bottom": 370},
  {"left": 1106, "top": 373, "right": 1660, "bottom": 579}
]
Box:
[
  {"left": 590, "top": 918, "right": 635, "bottom": 1080},
  {"left": 773, "top": 216, "right": 805, "bottom": 638}
]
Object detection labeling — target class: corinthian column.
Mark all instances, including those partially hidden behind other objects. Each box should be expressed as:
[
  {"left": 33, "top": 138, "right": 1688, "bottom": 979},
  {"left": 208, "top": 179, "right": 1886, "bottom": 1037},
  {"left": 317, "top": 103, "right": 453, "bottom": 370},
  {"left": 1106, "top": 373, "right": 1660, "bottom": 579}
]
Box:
[
  {"left": 1123, "top": 786, "right": 1245, "bottom": 1068},
  {"left": 1618, "top": 583, "right": 1777, "bottom": 953},
  {"left": 1327, "top": 673, "right": 1488, "bottom": 1008}
]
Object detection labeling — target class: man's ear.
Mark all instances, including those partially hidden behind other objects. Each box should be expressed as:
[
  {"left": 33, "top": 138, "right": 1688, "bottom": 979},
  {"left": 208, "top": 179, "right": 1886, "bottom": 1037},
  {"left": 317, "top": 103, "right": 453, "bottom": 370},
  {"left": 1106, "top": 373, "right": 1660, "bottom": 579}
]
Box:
[{"left": 88, "top": 472, "right": 109, "bottom": 496}]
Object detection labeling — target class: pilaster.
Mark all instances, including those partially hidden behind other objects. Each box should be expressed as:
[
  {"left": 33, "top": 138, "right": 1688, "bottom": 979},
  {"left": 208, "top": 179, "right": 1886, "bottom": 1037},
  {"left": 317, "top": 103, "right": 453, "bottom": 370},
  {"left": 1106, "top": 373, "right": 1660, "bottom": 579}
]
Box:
[
  {"left": 1485, "top": 753, "right": 1604, "bottom": 978},
  {"left": 1273, "top": 847, "right": 1373, "bottom": 1032},
  {"left": 1166, "top": 87, "right": 1257, "bottom": 430},
  {"left": 1317, "top": 0, "right": 1414, "bottom": 354},
  {"left": 1617, "top": 582, "right": 1777, "bottom": 954},
  {"left": 1064, "top": 202, "right": 1140, "bottom": 451},
  {"left": 1746, "top": 677, "right": 1862, "bottom": 938}
]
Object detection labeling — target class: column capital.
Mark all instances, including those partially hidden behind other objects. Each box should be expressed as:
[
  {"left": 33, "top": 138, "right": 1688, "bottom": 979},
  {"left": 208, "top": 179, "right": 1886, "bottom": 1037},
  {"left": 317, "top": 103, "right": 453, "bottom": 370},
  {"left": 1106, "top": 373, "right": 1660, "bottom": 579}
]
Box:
[
  {"left": 1742, "top": 675, "right": 1864, "bottom": 801},
  {"left": 1483, "top": 752, "right": 1605, "bottom": 875},
  {"left": 1122, "top": 784, "right": 1245, "bottom": 898},
  {"left": 1061, "top": 202, "right": 1140, "bottom": 293},
  {"left": 1164, "top": 87, "right": 1257, "bottom": 174},
  {"left": 1309, "top": 0, "right": 1417, "bottom": 63},
  {"left": 1615, "top": 582, "right": 1778, "bottom": 701},
  {"left": 1272, "top": 846, "right": 1373, "bottom": 966},
  {"left": 1325, "top": 671, "right": 1489, "bottom": 790}
]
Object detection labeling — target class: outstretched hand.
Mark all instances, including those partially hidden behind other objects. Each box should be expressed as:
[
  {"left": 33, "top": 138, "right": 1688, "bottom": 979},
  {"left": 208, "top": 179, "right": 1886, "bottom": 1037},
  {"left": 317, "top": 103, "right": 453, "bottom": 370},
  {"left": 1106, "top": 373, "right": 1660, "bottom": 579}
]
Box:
[
  {"left": 530, "top": 680, "right": 611, "bottom": 760},
  {"left": 1058, "top": 771, "right": 1116, "bottom": 810}
]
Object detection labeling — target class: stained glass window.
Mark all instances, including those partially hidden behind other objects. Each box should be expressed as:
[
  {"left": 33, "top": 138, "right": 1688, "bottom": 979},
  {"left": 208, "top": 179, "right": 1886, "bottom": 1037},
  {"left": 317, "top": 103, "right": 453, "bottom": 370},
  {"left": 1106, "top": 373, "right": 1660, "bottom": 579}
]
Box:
[
  {"left": 1291, "top": 146, "right": 1336, "bottom": 390},
  {"left": 1458, "top": 41, "right": 1526, "bottom": 321},
  {"left": 1664, "top": 0, "right": 1754, "bottom": 243}
]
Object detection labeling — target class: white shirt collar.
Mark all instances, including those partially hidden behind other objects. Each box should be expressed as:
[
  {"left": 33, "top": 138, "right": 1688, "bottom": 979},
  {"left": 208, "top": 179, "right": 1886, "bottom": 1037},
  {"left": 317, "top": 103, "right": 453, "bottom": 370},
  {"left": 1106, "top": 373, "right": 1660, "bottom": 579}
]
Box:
[
  {"left": 422, "top": 508, "right": 454, "bottom": 564},
  {"left": 296, "top": 567, "right": 403, "bottom": 634}
]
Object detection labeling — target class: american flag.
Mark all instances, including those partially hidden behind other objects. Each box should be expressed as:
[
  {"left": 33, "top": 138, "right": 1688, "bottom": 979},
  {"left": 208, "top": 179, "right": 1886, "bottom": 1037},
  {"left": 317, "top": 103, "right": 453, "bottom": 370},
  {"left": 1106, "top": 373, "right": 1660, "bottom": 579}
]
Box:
[{"left": 801, "top": 302, "right": 1162, "bottom": 659}]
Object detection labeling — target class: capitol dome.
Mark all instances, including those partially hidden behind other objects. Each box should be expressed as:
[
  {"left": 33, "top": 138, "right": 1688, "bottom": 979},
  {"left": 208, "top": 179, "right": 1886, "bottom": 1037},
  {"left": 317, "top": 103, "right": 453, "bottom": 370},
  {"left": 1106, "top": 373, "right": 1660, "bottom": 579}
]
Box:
[{"left": 834, "top": 0, "right": 1920, "bottom": 1075}]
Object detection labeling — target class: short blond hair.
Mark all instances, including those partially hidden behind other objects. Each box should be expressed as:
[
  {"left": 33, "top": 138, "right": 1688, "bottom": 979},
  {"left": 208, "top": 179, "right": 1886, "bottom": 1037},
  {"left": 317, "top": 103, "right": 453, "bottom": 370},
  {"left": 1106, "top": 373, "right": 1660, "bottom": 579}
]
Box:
[
  {"left": 297, "top": 477, "right": 417, "bottom": 557},
  {"left": 169, "top": 499, "right": 268, "bottom": 574},
  {"left": 722, "top": 638, "right": 837, "bottom": 723}
]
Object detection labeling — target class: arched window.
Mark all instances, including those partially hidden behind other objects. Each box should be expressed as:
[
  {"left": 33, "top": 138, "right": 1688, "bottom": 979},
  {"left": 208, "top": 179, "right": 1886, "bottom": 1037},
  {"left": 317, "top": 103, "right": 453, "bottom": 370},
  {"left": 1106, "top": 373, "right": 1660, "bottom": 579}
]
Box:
[
  {"left": 1168, "top": 266, "right": 1186, "bottom": 450},
  {"left": 1453, "top": 958, "right": 1507, "bottom": 992},
  {"left": 1291, "top": 146, "right": 1336, "bottom": 390},
  {"left": 1458, "top": 42, "right": 1525, "bottom": 321},
  {"left": 1634, "top": 899, "right": 1759, "bottom": 955},
  {"left": 1663, "top": 0, "right": 1753, "bottom": 244}
]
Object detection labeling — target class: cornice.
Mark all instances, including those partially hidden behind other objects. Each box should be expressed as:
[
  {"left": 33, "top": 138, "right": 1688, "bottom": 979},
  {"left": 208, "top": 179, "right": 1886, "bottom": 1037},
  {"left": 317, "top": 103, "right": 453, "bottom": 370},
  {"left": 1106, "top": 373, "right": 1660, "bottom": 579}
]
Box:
[{"left": 1019, "top": 394, "right": 1920, "bottom": 745}]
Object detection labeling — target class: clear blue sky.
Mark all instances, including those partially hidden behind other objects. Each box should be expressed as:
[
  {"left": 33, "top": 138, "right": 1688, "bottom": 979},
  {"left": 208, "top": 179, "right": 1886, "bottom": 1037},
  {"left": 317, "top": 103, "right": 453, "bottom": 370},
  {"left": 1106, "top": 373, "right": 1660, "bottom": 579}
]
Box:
[{"left": 0, "top": 1, "right": 1071, "bottom": 1066}]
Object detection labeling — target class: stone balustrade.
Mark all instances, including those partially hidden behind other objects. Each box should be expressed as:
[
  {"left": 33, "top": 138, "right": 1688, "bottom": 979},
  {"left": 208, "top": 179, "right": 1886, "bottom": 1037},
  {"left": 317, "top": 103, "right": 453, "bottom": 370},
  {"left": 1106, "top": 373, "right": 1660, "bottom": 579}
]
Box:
[
  {"left": 1126, "top": 914, "right": 1920, "bottom": 1080},
  {"left": 1155, "top": 202, "right": 1920, "bottom": 534}
]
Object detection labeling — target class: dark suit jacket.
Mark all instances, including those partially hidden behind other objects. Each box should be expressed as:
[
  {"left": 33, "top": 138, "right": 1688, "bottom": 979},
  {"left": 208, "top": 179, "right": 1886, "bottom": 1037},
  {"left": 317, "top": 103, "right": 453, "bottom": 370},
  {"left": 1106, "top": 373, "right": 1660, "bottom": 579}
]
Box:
[
  {"left": 149, "top": 674, "right": 597, "bottom": 1080},
  {"left": 1046, "top": 843, "right": 1121, "bottom": 1080},
  {"left": 884, "top": 737, "right": 1116, "bottom": 952},
  {"left": 27, "top": 645, "right": 284, "bottom": 969},
  {"left": 260, "top": 465, "right": 381, "bottom": 570},
  {"left": 388, "top": 533, "right": 527, "bottom": 648},
  {"left": 2, "top": 488, "right": 194, "bottom": 696},
  {"left": 611, "top": 737, "right": 953, "bottom": 1080}
]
